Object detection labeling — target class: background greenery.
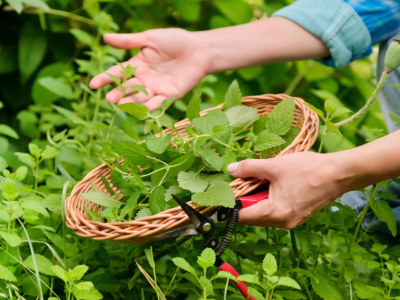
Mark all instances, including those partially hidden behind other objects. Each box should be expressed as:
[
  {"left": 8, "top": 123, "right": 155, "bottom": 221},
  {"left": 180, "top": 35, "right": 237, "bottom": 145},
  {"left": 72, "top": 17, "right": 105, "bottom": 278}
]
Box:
[{"left": 0, "top": 0, "right": 395, "bottom": 299}]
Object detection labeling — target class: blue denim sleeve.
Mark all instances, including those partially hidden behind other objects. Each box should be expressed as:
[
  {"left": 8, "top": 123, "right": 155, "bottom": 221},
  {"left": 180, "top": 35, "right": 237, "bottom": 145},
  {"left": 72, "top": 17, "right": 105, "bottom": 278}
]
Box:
[{"left": 272, "top": 0, "right": 372, "bottom": 68}]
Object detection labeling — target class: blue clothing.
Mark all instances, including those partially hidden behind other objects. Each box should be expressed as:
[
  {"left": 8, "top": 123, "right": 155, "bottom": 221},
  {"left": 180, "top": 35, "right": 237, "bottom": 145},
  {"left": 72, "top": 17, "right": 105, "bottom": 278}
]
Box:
[{"left": 273, "top": 0, "right": 400, "bottom": 68}]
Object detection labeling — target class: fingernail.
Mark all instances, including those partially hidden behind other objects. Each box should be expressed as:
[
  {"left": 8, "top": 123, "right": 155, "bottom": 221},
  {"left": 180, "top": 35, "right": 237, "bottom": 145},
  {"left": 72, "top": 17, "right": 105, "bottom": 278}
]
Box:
[{"left": 227, "top": 162, "right": 239, "bottom": 173}]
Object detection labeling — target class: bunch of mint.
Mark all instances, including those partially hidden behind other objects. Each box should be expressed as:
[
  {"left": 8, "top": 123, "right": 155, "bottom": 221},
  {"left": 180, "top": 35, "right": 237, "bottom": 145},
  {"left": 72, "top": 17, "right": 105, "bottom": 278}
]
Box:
[{"left": 82, "top": 80, "right": 298, "bottom": 222}]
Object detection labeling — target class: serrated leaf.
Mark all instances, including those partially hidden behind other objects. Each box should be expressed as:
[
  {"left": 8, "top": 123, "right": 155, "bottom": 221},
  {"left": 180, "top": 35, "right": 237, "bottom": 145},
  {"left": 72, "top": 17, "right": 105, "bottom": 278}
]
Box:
[
  {"left": 325, "top": 121, "right": 340, "bottom": 134},
  {"left": 12, "top": 166, "right": 28, "bottom": 181},
  {"left": 135, "top": 208, "right": 152, "bottom": 219},
  {"left": 39, "top": 77, "right": 76, "bottom": 99},
  {"left": 81, "top": 192, "right": 123, "bottom": 208},
  {"left": 41, "top": 146, "right": 60, "bottom": 160},
  {"left": 146, "top": 134, "right": 172, "bottom": 154},
  {"left": 106, "top": 72, "right": 121, "bottom": 85},
  {"left": 0, "top": 264, "right": 17, "bottom": 282},
  {"left": 120, "top": 190, "right": 140, "bottom": 219},
  {"left": 75, "top": 282, "right": 94, "bottom": 291},
  {"left": 212, "top": 125, "right": 231, "bottom": 144},
  {"left": 213, "top": 271, "right": 239, "bottom": 283},
  {"left": 129, "top": 84, "right": 148, "bottom": 96},
  {"left": 123, "top": 121, "right": 139, "bottom": 141},
  {"left": 118, "top": 103, "right": 150, "bottom": 120},
  {"left": 237, "top": 274, "right": 260, "bottom": 284},
  {"left": 275, "top": 290, "right": 306, "bottom": 299},
  {"left": 305, "top": 103, "right": 324, "bottom": 118},
  {"left": 368, "top": 260, "right": 381, "bottom": 269},
  {"left": 1, "top": 178, "right": 19, "bottom": 201},
  {"left": 21, "top": 200, "right": 49, "bottom": 217},
  {"left": 266, "top": 98, "right": 295, "bottom": 135},
  {"left": 149, "top": 186, "right": 166, "bottom": 215},
  {"left": 177, "top": 171, "right": 209, "bottom": 193},
  {"left": 161, "top": 95, "right": 177, "bottom": 112},
  {"left": 197, "top": 248, "right": 216, "bottom": 270},
  {"left": 0, "top": 124, "right": 19, "bottom": 139},
  {"left": 0, "top": 157, "right": 7, "bottom": 172},
  {"left": 72, "top": 287, "right": 103, "bottom": 300},
  {"left": 277, "top": 277, "right": 301, "bottom": 290},
  {"left": 69, "top": 28, "right": 94, "bottom": 45},
  {"left": 252, "top": 115, "right": 268, "bottom": 135},
  {"left": 324, "top": 99, "right": 337, "bottom": 113},
  {"left": 152, "top": 152, "right": 195, "bottom": 186},
  {"left": 331, "top": 107, "right": 352, "bottom": 119},
  {"left": 24, "top": 254, "right": 55, "bottom": 276},
  {"left": 192, "top": 109, "right": 230, "bottom": 134},
  {"left": 196, "top": 147, "right": 223, "bottom": 171},
  {"left": 51, "top": 265, "right": 68, "bottom": 282},
  {"left": 371, "top": 199, "right": 397, "bottom": 236},
  {"left": 111, "top": 141, "right": 147, "bottom": 164},
  {"left": 187, "top": 91, "right": 201, "bottom": 121},
  {"left": 172, "top": 257, "right": 197, "bottom": 277},
  {"left": 353, "top": 280, "right": 385, "bottom": 300},
  {"left": 225, "top": 105, "right": 259, "bottom": 133},
  {"left": 15, "top": 152, "right": 35, "bottom": 169},
  {"left": 222, "top": 150, "right": 236, "bottom": 174},
  {"left": 192, "top": 181, "right": 235, "bottom": 208},
  {"left": 72, "top": 265, "right": 89, "bottom": 280},
  {"left": 311, "top": 275, "right": 343, "bottom": 300},
  {"left": 224, "top": 80, "right": 242, "bottom": 110},
  {"left": 253, "top": 130, "right": 285, "bottom": 151},
  {"left": 263, "top": 253, "right": 277, "bottom": 276},
  {"left": 248, "top": 287, "right": 264, "bottom": 300}
]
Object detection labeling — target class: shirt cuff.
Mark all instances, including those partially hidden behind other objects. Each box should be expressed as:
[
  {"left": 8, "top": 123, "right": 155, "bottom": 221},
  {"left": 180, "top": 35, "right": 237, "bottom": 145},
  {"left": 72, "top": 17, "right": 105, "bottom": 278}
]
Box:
[{"left": 272, "top": 0, "right": 372, "bottom": 68}]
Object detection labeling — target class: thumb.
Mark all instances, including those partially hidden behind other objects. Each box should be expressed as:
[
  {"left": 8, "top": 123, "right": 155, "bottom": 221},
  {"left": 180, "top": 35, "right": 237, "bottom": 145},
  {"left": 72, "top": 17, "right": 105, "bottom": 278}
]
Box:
[
  {"left": 227, "top": 159, "right": 276, "bottom": 180},
  {"left": 104, "top": 33, "right": 148, "bottom": 49}
]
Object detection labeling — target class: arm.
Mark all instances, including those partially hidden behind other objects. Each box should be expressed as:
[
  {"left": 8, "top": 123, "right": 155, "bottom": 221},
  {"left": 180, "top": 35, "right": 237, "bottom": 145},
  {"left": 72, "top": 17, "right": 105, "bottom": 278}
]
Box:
[
  {"left": 227, "top": 130, "right": 400, "bottom": 228},
  {"left": 89, "top": 17, "right": 328, "bottom": 109}
]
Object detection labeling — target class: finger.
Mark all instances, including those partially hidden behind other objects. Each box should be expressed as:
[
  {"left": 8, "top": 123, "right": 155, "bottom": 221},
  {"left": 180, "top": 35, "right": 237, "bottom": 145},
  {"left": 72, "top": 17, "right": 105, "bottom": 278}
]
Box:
[
  {"left": 104, "top": 33, "right": 148, "bottom": 49},
  {"left": 237, "top": 200, "right": 277, "bottom": 227},
  {"left": 227, "top": 159, "right": 276, "bottom": 179},
  {"left": 105, "top": 78, "right": 146, "bottom": 104},
  {"left": 140, "top": 95, "right": 167, "bottom": 111},
  {"left": 89, "top": 61, "right": 131, "bottom": 90}
]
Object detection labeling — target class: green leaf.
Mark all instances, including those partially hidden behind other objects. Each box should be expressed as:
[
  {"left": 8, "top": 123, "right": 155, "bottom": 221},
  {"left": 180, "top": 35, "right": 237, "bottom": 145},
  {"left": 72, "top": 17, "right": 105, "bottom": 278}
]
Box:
[
  {"left": 118, "top": 103, "right": 150, "bottom": 120},
  {"left": 123, "top": 121, "right": 139, "bottom": 141},
  {"left": 192, "top": 109, "right": 230, "bottom": 134},
  {"left": 212, "top": 125, "right": 231, "bottom": 144},
  {"left": 277, "top": 277, "right": 301, "bottom": 290},
  {"left": 38, "top": 77, "right": 76, "bottom": 100},
  {"left": 72, "top": 265, "right": 89, "bottom": 280},
  {"left": 72, "top": 287, "right": 103, "bottom": 300},
  {"left": 304, "top": 103, "right": 324, "bottom": 118},
  {"left": 21, "top": 200, "right": 49, "bottom": 217},
  {"left": 172, "top": 257, "right": 197, "bottom": 277},
  {"left": 12, "top": 166, "right": 28, "bottom": 181},
  {"left": 81, "top": 192, "right": 123, "bottom": 208},
  {"left": 0, "top": 264, "right": 17, "bottom": 282},
  {"left": 173, "top": 0, "right": 201, "bottom": 22},
  {"left": 222, "top": 150, "right": 236, "bottom": 174},
  {"left": 253, "top": 115, "right": 268, "bottom": 135},
  {"left": 75, "top": 282, "right": 94, "bottom": 291},
  {"left": 1, "top": 178, "right": 19, "bottom": 201},
  {"left": 196, "top": 147, "right": 223, "bottom": 171},
  {"left": 161, "top": 95, "right": 177, "bottom": 112},
  {"left": 236, "top": 274, "right": 260, "bottom": 284},
  {"left": 41, "top": 146, "right": 60, "bottom": 160},
  {"left": 187, "top": 91, "right": 201, "bottom": 121},
  {"left": 129, "top": 84, "right": 148, "bottom": 96},
  {"left": 214, "top": 0, "right": 252, "bottom": 24},
  {"left": 224, "top": 105, "right": 259, "bottom": 134},
  {"left": 311, "top": 275, "right": 343, "bottom": 300},
  {"left": 197, "top": 248, "right": 216, "bottom": 270},
  {"left": 331, "top": 107, "right": 352, "bottom": 119},
  {"left": 192, "top": 181, "right": 235, "bottom": 208},
  {"left": 325, "top": 121, "right": 341, "bottom": 135},
  {"left": 152, "top": 152, "right": 195, "bottom": 186},
  {"left": 51, "top": 265, "right": 68, "bottom": 282},
  {"left": 266, "top": 98, "right": 295, "bottom": 136},
  {"left": 275, "top": 291, "right": 306, "bottom": 299},
  {"left": 149, "top": 186, "right": 166, "bottom": 215},
  {"left": 24, "top": 254, "right": 55, "bottom": 276},
  {"left": 120, "top": 190, "right": 140, "bottom": 219},
  {"left": 253, "top": 130, "right": 285, "bottom": 152},
  {"left": 21, "top": 0, "right": 49, "bottom": 10},
  {"left": 19, "top": 22, "right": 47, "bottom": 84},
  {"left": 15, "top": 152, "right": 35, "bottom": 169},
  {"left": 371, "top": 199, "right": 397, "bottom": 237},
  {"left": 0, "top": 157, "right": 7, "bottom": 172},
  {"left": 146, "top": 134, "right": 172, "bottom": 154},
  {"left": 353, "top": 280, "right": 385, "bottom": 300},
  {"left": 263, "top": 253, "right": 277, "bottom": 276},
  {"left": 0, "top": 124, "right": 19, "bottom": 139},
  {"left": 135, "top": 208, "right": 152, "bottom": 219},
  {"left": 213, "top": 271, "right": 239, "bottom": 283},
  {"left": 224, "top": 80, "right": 241, "bottom": 110},
  {"left": 5, "top": 0, "right": 23, "bottom": 13},
  {"left": 111, "top": 141, "right": 147, "bottom": 164},
  {"left": 324, "top": 99, "right": 337, "bottom": 114},
  {"left": 0, "top": 231, "right": 22, "bottom": 247},
  {"left": 69, "top": 28, "right": 94, "bottom": 46},
  {"left": 247, "top": 287, "right": 265, "bottom": 300},
  {"left": 368, "top": 260, "right": 381, "bottom": 269},
  {"left": 177, "top": 171, "right": 209, "bottom": 193}
]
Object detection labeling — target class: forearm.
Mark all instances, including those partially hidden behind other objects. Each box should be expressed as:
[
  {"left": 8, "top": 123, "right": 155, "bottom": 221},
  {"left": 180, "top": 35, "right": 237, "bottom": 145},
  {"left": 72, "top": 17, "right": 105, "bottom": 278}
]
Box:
[
  {"left": 195, "top": 17, "right": 330, "bottom": 74},
  {"left": 333, "top": 130, "right": 400, "bottom": 193}
]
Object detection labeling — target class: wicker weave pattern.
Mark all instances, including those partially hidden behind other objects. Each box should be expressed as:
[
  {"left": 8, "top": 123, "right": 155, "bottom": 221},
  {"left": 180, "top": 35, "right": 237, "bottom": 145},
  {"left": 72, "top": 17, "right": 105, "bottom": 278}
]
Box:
[{"left": 65, "top": 94, "right": 319, "bottom": 243}]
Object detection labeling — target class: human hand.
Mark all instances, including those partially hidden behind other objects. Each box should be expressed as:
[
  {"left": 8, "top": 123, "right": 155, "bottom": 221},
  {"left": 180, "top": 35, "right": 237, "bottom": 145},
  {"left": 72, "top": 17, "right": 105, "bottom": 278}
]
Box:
[
  {"left": 89, "top": 29, "right": 210, "bottom": 111},
  {"left": 228, "top": 152, "right": 346, "bottom": 229}
]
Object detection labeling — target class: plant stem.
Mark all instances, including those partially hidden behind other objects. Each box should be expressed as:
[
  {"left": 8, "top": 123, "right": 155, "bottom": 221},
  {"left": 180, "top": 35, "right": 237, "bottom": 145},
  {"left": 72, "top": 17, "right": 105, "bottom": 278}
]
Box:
[
  {"left": 318, "top": 126, "right": 328, "bottom": 153},
  {"left": 105, "top": 111, "right": 117, "bottom": 142},
  {"left": 335, "top": 71, "right": 390, "bottom": 127}
]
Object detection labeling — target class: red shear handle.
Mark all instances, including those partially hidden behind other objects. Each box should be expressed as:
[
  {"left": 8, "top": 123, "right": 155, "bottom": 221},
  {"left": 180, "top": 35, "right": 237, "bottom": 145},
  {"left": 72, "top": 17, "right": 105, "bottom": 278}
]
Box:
[
  {"left": 238, "top": 190, "right": 269, "bottom": 208},
  {"left": 217, "top": 260, "right": 256, "bottom": 300}
]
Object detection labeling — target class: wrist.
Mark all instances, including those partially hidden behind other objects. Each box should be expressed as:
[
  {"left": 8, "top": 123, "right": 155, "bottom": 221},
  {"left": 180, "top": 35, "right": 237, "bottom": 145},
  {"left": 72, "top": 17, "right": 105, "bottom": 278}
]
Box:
[{"left": 192, "top": 30, "right": 222, "bottom": 75}]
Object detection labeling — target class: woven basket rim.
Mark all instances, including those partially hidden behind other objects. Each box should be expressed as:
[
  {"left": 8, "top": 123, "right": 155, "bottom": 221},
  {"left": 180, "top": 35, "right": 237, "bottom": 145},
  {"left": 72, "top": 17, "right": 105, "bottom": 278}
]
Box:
[{"left": 65, "top": 93, "right": 319, "bottom": 243}]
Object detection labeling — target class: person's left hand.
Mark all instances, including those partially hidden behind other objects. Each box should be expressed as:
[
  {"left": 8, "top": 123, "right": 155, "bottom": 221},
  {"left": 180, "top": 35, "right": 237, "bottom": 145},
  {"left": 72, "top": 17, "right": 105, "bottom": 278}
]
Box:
[{"left": 227, "top": 152, "right": 347, "bottom": 229}]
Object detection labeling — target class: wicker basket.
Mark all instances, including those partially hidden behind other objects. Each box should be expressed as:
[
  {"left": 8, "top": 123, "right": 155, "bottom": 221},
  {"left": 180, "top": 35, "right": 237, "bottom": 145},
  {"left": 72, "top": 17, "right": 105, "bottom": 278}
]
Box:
[{"left": 65, "top": 94, "right": 319, "bottom": 244}]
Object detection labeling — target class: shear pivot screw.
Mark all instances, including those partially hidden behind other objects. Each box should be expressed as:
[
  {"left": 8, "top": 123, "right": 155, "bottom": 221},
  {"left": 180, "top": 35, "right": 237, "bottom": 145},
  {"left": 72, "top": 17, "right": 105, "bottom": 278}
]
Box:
[
  {"left": 221, "top": 214, "right": 226, "bottom": 220},
  {"left": 203, "top": 223, "right": 211, "bottom": 232},
  {"left": 211, "top": 241, "right": 216, "bottom": 247}
]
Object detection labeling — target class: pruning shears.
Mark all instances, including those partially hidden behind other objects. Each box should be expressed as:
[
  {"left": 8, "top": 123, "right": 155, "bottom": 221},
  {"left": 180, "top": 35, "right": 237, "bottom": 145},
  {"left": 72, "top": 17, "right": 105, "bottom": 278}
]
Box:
[{"left": 155, "top": 188, "right": 270, "bottom": 300}]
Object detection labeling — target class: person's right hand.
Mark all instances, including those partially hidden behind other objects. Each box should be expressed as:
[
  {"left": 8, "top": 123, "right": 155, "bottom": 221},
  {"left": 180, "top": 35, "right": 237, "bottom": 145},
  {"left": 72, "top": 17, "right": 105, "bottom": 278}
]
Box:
[{"left": 89, "top": 28, "right": 210, "bottom": 111}]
